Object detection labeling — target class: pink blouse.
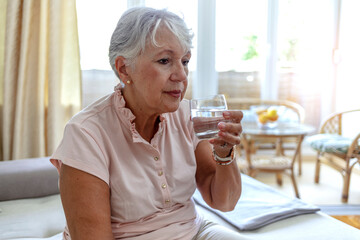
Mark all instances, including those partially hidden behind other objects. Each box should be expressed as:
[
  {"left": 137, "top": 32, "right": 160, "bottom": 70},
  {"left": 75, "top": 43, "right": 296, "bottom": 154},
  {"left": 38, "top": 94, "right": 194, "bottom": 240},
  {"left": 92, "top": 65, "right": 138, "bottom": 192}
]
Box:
[{"left": 50, "top": 87, "right": 202, "bottom": 239}]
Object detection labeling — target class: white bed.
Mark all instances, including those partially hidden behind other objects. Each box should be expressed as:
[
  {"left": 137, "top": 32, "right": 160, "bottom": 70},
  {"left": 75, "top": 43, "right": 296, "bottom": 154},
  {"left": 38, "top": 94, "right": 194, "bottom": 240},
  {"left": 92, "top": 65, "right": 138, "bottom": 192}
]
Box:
[{"left": 0, "top": 158, "right": 359, "bottom": 240}]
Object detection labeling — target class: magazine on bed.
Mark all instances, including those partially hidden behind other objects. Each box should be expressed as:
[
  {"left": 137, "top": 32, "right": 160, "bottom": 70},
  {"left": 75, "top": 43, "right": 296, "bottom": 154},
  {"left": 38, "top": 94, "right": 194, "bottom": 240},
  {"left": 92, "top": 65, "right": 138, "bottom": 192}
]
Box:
[{"left": 192, "top": 174, "right": 320, "bottom": 231}]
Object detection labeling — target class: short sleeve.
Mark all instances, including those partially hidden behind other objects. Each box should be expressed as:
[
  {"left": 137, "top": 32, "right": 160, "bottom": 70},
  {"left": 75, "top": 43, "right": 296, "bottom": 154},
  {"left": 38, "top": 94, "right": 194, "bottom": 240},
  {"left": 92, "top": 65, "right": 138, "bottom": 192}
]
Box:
[{"left": 50, "top": 122, "right": 110, "bottom": 185}]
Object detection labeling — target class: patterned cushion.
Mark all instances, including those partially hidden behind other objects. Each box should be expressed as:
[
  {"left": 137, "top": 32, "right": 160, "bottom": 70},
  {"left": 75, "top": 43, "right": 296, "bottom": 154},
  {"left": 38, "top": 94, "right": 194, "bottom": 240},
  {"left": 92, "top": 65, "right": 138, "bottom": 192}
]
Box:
[{"left": 307, "top": 134, "right": 352, "bottom": 154}]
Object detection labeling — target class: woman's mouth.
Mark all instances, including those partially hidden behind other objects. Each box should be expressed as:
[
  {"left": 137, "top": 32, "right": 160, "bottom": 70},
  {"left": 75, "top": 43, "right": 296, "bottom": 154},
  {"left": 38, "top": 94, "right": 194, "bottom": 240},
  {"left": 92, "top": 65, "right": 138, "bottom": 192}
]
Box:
[{"left": 165, "top": 90, "right": 182, "bottom": 98}]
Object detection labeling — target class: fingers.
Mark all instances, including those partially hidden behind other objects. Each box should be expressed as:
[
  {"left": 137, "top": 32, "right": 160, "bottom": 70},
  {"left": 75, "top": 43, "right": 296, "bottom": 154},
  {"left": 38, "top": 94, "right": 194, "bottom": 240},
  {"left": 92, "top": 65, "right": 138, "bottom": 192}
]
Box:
[
  {"left": 218, "top": 122, "right": 242, "bottom": 136},
  {"left": 219, "top": 110, "right": 243, "bottom": 138},
  {"left": 208, "top": 110, "right": 243, "bottom": 151},
  {"left": 223, "top": 110, "right": 243, "bottom": 123},
  {"left": 218, "top": 129, "right": 241, "bottom": 144}
]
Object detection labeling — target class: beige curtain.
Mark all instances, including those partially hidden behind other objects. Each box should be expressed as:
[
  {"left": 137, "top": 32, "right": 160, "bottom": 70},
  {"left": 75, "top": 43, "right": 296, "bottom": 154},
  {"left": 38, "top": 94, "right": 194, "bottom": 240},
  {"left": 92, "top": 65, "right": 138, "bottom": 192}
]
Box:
[{"left": 0, "top": 0, "right": 81, "bottom": 161}]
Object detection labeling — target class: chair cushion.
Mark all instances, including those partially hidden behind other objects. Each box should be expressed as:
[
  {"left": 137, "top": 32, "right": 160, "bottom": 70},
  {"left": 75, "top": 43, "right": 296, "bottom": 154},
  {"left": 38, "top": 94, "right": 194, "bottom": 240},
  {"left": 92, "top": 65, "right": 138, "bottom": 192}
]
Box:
[{"left": 307, "top": 134, "right": 353, "bottom": 154}]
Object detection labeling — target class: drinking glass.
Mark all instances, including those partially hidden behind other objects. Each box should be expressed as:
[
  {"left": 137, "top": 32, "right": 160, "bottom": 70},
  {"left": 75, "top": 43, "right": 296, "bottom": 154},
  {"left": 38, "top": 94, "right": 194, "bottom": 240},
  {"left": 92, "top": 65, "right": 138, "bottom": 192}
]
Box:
[{"left": 190, "top": 94, "right": 230, "bottom": 139}]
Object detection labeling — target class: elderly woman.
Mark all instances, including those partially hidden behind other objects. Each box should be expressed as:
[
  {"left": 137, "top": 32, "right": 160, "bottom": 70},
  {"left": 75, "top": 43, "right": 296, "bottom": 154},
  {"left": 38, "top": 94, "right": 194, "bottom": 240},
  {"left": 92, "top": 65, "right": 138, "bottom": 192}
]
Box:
[{"left": 51, "top": 7, "right": 248, "bottom": 240}]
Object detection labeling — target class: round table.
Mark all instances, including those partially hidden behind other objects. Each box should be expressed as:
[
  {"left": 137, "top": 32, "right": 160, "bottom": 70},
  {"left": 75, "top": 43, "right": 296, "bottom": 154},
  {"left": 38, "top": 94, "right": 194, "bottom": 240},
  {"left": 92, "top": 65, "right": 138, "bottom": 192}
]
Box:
[{"left": 240, "top": 122, "right": 315, "bottom": 198}]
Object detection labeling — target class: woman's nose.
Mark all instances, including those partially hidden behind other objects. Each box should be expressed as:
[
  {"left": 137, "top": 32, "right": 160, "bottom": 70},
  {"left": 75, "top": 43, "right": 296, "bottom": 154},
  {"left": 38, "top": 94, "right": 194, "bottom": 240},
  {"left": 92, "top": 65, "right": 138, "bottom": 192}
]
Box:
[{"left": 170, "top": 61, "right": 187, "bottom": 82}]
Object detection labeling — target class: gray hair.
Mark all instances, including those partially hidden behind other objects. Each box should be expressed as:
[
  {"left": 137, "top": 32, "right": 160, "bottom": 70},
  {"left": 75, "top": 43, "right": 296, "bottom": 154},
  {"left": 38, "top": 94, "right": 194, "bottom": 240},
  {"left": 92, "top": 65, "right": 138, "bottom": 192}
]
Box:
[{"left": 109, "top": 7, "right": 194, "bottom": 81}]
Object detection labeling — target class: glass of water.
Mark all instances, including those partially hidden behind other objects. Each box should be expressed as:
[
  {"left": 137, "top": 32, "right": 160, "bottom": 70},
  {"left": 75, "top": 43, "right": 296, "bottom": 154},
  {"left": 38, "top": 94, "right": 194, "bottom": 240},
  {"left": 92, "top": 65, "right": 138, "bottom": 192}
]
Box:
[{"left": 190, "top": 94, "right": 230, "bottom": 139}]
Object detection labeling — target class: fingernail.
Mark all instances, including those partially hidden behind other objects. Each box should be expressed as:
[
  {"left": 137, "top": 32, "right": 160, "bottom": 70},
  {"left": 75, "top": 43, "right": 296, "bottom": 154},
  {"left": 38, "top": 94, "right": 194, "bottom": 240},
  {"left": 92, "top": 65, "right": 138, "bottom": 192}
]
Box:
[
  {"left": 218, "top": 122, "right": 226, "bottom": 130},
  {"left": 223, "top": 111, "right": 230, "bottom": 118}
]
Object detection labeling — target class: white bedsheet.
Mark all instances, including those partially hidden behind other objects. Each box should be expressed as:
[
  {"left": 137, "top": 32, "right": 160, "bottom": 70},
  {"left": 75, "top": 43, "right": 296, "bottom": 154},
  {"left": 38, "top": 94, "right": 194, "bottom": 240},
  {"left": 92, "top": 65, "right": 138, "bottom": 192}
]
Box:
[
  {"left": 0, "top": 195, "right": 65, "bottom": 240},
  {"left": 1, "top": 184, "right": 359, "bottom": 239},
  {"left": 7, "top": 234, "right": 63, "bottom": 240}
]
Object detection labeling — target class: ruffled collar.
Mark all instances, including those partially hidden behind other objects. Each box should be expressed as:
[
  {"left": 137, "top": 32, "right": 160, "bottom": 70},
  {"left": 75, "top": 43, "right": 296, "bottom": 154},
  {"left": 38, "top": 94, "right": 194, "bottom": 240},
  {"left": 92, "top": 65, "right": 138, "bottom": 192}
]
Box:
[
  {"left": 113, "top": 84, "right": 166, "bottom": 144},
  {"left": 114, "top": 84, "right": 136, "bottom": 123}
]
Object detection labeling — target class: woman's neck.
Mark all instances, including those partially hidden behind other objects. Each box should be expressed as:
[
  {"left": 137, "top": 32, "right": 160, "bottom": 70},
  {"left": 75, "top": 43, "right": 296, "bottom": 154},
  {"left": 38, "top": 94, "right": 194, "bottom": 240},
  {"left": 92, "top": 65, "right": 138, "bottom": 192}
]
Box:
[
  {"left": 122, "top": 89, "right": 160, "bottom": 142},
  {"left": 134, "top": 115, "right": 160, "bottom": 143}
]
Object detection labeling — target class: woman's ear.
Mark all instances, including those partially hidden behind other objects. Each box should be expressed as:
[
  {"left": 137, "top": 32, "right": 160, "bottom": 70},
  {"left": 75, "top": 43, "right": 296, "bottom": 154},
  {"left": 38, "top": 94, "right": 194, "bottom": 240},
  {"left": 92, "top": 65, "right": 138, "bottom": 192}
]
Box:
[{"left": 115, "top": 56, "right": 130, "bottom": 81}]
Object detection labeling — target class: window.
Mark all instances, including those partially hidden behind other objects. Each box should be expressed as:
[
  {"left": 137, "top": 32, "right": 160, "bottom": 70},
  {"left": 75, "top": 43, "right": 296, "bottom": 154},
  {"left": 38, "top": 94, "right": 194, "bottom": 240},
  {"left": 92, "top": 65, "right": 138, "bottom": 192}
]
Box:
[
  {"left": 336, "top": 0, "right": 360, "bottom": 111},
  {"left": 215, "top": 0, "right": 268, "bottom": 99},
  {"left": 76, "top": 0, "right": 127, "bottom": 107},
  {"left": 276, "top": 0, "right": 335, "bottom": 127},
  {"left": 77, "top": 0, "right": 356, "bottom": 130}
]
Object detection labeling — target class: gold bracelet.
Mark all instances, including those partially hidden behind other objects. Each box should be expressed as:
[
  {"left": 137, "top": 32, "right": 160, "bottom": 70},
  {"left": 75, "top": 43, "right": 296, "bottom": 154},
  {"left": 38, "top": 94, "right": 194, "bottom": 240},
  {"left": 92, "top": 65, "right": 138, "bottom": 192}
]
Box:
[
  {"left": 215, "top": 159, "right": 234, "bottom": 165},
  {"left": 213, "top": 147, "right": 235, "bottom": 165}
]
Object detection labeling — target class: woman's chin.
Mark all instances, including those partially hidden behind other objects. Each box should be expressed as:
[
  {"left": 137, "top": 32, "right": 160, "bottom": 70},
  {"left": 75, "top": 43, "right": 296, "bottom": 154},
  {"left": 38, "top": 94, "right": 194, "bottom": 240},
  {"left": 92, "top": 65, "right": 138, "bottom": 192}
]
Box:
[{"left": 164, "top": 102, "right": 181, "bottom": 113}]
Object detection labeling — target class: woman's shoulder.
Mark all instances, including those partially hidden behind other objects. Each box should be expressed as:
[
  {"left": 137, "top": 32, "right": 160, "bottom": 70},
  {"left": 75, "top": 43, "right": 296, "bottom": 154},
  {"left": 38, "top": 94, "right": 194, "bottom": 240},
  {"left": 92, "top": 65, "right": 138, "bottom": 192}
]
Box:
[{"left": 68, "top": 93, "right": 116, "bottom": 126}]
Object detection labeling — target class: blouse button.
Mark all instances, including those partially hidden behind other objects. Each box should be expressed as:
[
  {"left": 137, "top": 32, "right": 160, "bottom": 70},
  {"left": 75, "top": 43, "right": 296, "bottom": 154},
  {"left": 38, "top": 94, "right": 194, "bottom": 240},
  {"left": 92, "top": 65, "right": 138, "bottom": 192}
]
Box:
[
  {"left": 161, "top": 183, "right": 167, "bottom": 189},
  {"left": 154, "top": 156, "right": 159, "bottom": 161},
  {"left": 158, "top": 171, "right": 163, "bottom": 176},
  {"left": 165, "top": 199, "right": 170, "bottom": 203}
]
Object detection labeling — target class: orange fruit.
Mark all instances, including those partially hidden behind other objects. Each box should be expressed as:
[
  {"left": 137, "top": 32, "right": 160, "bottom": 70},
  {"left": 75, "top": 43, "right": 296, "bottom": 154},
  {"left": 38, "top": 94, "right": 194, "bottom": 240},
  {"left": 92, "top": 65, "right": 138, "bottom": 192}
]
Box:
[
  {"left": 258, "top": 112, "right": 269, "bottom": 124},
  {"left": 268, "top": 114, "right": 279, "bottom": 121}
]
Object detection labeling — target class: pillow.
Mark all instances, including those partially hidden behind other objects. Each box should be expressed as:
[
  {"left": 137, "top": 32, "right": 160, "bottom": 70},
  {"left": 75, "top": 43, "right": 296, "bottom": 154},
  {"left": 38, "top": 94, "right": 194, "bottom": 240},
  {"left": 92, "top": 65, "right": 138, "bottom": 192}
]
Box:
[{"left": 0, "top": 157, "right": 59, "bottom": 201}]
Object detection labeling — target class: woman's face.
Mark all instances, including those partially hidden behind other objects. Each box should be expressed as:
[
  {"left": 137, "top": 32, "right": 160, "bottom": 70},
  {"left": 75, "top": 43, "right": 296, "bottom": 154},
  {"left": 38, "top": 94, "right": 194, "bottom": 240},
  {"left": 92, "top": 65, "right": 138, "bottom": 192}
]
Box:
[{"left": 125, "top": 25, "right": 191, "bottom": 116}]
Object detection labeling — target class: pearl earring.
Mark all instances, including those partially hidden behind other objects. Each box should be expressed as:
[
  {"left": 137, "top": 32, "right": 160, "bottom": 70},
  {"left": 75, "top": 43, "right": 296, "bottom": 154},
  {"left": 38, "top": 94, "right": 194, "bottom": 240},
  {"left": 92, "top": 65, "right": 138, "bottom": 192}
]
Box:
[{"left": 126, "top": 80, "right": 131, "bottom": 84}]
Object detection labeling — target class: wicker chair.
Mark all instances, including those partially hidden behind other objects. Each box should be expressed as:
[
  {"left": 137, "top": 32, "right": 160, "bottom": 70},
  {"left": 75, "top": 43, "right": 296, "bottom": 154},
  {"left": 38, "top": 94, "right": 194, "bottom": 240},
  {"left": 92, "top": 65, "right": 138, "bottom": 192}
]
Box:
[
  {"left": 227, "top": 98, "right": 306, "bottom": 175},
  {"left": 309, "top": 109, "right": 360, "bottom": 203}
]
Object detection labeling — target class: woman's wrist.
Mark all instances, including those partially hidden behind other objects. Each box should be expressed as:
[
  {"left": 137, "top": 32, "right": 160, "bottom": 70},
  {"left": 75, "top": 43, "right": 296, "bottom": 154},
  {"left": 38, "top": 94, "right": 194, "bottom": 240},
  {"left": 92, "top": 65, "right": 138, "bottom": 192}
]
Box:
[{"left": 213, "top": 147, "right": 235, "bottom": 165}]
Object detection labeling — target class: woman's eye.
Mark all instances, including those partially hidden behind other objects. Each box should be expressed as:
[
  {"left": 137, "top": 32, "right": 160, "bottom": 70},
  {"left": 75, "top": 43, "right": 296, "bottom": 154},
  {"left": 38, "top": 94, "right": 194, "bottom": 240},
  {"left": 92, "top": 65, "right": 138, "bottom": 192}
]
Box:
[
  {"left": 183, "top": 60, "right": 190, "bottom": 66},
  {"left": 158, "top": 58, "right": 169, "bottom": 64}
]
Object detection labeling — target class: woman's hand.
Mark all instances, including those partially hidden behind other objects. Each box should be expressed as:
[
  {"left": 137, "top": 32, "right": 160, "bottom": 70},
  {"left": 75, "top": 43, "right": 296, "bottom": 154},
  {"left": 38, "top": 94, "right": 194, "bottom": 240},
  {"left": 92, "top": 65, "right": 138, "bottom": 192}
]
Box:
[{"left": 209, "top": 110, "right": 243, "bottom": 158}]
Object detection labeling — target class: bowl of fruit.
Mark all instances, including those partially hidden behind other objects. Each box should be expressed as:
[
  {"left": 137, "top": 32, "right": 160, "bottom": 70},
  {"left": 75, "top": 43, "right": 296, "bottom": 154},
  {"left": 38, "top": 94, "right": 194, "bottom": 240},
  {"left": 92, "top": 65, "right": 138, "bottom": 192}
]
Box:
[{"left": 252, "top": 106, "right": 280, "bottom": 129}]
